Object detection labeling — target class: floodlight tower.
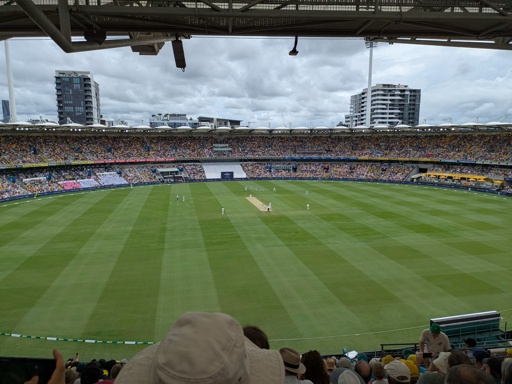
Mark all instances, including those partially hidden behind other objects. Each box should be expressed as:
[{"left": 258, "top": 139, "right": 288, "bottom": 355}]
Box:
[{"left": 365, "top": 39, "right": 377, "bottom": 128}]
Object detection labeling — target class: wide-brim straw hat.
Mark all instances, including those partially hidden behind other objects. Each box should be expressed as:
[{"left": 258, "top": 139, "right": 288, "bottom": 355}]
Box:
[{"left": 116, "top": 312, "right": 284, "bottom": 384}]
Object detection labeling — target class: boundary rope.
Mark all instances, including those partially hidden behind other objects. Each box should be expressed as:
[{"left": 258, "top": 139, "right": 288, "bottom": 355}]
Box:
[{"left": 0, "top": 332, "right": 155, "bottom": 345}]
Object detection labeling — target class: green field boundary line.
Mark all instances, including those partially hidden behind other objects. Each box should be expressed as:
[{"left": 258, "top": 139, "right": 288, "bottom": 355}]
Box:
[
  {"left": 0, "top": 324, "right": 428, "bottom": 344},
  {"left": 0, "top": 332, "right": 156, "bottom": 345},
  {"left": 2, "top": 308, "right": 511, "bottom": 344}
]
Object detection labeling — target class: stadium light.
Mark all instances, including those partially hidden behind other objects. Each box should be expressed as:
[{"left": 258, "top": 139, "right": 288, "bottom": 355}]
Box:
[{"left": 172, "top": 39, "right": 186, "bottom": 71}]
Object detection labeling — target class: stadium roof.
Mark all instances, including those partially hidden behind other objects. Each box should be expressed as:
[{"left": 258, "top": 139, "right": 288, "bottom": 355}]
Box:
[
  {"left": 0, "top": 0, "right": 510, "bottom": 63},
  {"left": 1, "top": 121, "right": 511, "bottom": 135}
]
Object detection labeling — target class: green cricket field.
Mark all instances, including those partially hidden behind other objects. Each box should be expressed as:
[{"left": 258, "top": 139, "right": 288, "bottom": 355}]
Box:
[{"left": 1, "top": 180, "right": 511, "bottom": 360}]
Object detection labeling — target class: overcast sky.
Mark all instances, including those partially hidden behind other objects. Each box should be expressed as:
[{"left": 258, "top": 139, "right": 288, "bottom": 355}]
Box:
[{"left": 1, "top": 37, "right": 511, "bottom": 127}]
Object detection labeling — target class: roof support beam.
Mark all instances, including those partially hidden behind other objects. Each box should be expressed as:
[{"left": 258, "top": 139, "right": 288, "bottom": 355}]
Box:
[{"left": 477, "top": 0, "right": 509, "bottom": 16}]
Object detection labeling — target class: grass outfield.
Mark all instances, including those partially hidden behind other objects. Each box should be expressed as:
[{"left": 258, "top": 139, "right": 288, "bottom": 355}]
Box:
[{"left": 1, "top": 180, "right": 511, "bottom": 360}]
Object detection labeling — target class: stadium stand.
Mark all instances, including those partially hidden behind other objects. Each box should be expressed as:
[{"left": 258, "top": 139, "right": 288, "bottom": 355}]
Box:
[
  {"left": 96, "top": 171, "right": 128, "bottom": 186},
  {"left": 1, "top": 132, "right": 511, "bottom": 200},
  {"left": 60, "top": 180, "right": 82, "bottom": 190},
  {"left": 78, "top": 179, "right": 101, "bottom": 188}
]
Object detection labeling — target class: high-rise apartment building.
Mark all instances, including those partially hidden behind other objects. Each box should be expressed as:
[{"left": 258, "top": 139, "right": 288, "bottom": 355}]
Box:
[
  {"left": 55, "top": 70, "right": 101, "bottom": 125},
  {"left": 345, "top": 84, "right": 421, "bottom": 127}
]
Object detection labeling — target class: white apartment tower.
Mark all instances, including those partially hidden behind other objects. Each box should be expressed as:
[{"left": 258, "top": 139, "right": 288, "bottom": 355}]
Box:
[
  {"left": 55, "top": 70, "right": 101, "bottom": 125},
  {"left": 345, "top": 84, "right": 421, "bottom": 127}
]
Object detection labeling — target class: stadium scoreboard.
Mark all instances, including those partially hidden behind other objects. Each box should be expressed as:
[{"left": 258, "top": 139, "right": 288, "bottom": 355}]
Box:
[{"left": 221, "top": 171, "right": 234, "bottom": 180}]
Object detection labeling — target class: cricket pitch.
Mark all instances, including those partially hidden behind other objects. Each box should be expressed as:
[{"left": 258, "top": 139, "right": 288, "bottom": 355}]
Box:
[{"left": 246, "top": 196, "right": 269, "bottom": 212}]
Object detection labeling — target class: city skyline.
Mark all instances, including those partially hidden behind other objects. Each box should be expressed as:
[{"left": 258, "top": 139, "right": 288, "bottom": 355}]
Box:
[{"left": 1, "top": 37, "right": 511, "bottom": 127}]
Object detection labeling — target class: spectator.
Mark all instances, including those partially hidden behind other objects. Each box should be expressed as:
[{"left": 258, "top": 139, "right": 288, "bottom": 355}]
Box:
[
  {"left": 384, "top": 361, "right": 411, "bottom": 384},
  {"left": 301, "top": 350, "right": 330, "bottom": 384},
  {"left": 415, "top": 323, "right": 450, "bottom": 369},
  {"left": 482, "top": 357, "right": 502, "bottom": 384},
  {"left": 337, "top": 357, "right": 354, "bottom": 369},
  {"left": 416, "top": 372, "right": 444, "bottom": 384},
  {"left": 399, "top": 359, "right": 419, "bottom": 382},
  {"left": 330, "top": 368, "right": 365, "bottom": 384},
  {"left": 427, "top": 351, "right": 450, "bottom": 375},
  {"left": 65, "top": 368, "right": 80, "bottom": 384},
  {"left": 381, "top": 356, "right": 394, "bottom": 367},
  {"left": 445, "top": 364, "right": 494, "bottom": 384},
  {"left": 502, "top": 359, "right": 512, "bottom": 384},
  {"left": 473, "top": 348, "right": 492, "bottom": 369},
  {"left": 81, "top": 364, "right": 102, "bottom": 384},
  {"left": 100, "top": 363, "right": 124, "bottom": 384},
  {"left": 355, "top": 360, "right": 372, "bottom": 383},
  {"left": 280, "top": 347, "right": 313, "bottom": 384},
  {"left": 465, "top": 338, "right": 479, "bottom": 358},
  {"left": 243, "top": 325, "right": 270, "bottom": 349},
  {"left": 370, "top": 362, "right": 387, "bottom": 384},
  {"left": 115, "top": 312, "right": 284, "bottom": 384},
  {"left": 447, "top": 349, "right": 472, "bottom": 368},
  {"left": 325, "top": 358, "right": 337, "bottom": 374}
]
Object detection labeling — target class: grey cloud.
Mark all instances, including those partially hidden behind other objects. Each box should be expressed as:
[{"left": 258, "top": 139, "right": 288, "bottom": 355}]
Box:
[{"left": 1, "top": 37, "right": 510, "bottom": 127}]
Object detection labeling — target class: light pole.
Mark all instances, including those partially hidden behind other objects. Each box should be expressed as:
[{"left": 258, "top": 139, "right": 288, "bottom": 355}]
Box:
[{"left": 365, "top": 39, "right": 377, "bottom": 128}]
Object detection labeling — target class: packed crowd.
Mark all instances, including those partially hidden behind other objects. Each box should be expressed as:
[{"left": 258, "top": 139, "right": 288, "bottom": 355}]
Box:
[
  {"left": 428, "top": 165, "right": 512, "bottom": 178},
  {"left": 1, "top": 160, "right": 511, "bottom": 199},
  {"left": 240, "top": 163, "right": 414, "bottom": 182},
  {"left": 1, "top": 133, "right": 511, "bottom": 199},
  {"left": 25, "top": 314, "right": 512, "bottom": 384},
  {"left": 0, "top": 163, "right": 209, "bottom": 199},
  {"left": 1, "top": 133, "right": 511, "bottom": 165}
]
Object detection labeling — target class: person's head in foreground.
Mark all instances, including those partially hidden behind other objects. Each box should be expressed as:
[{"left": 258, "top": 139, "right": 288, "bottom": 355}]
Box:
[
  {"left": 444, "top": 364, "right": 494, "bottom": 384},
  {"left": 115, "top": 312, "right": 284, "bottom": 384},
  {"left": 384, "top": 360, "right": 411, "bottom": 384},
  {"left": 280, "top": 347, "right": 306, "bottom": 377}
]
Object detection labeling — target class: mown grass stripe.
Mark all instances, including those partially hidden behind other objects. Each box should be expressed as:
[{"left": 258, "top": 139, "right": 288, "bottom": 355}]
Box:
[
  {"left": 1, "top": 188, "right": 153, "bottom": 344},
  {"left": 0, "top": 192, "right": 109, "bottom": 282},
  {"left": 153, "top": 183, "right": 221, "bottom": 339},
  {"left": 0, "top": 191, "right": 127, "bottom": 324},
  {"left": 196, "top": 182, "right": 297, "bottom": 334},
  {"left": 79, "top": 186, "right": 170, "bottom": 342},
  {"left": 0, "top": 195, "right": 67, "bottom": 232}
]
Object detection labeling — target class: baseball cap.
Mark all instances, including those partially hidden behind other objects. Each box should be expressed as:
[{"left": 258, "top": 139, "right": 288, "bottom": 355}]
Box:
[
  {"left": 430, "top": 323, "right": 441, "bottom": 334},
  {"left": 432, "top": 352, "right": 451, "bottom": 374},
  {"left": 385, "top": 360, "right": 411, "bottom": 383}
]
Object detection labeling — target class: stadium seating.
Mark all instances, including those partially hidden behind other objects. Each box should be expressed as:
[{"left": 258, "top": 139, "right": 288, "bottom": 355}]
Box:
[
  {"left": 431, "top": 311, "right": 505, "bottom": 346},
  {"left": 61, "top": 181, "right": 82, "bottom": 190},
  {"left": 0, "top": 132, "right": 511, "bottom": 200}
]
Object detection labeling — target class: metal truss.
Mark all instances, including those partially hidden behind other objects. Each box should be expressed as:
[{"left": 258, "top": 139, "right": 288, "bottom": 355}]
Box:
[{"left": 1, "top": 0, "right": 511, "bottom": 55}]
